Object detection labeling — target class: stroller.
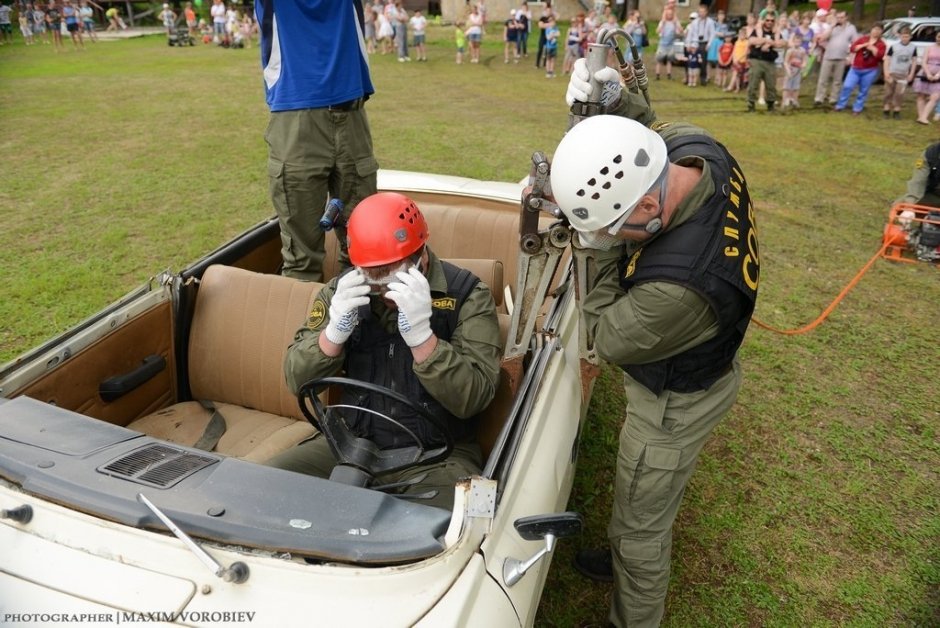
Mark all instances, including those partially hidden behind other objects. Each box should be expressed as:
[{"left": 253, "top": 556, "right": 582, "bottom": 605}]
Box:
[{"left": 168, "top": 25, "right": 195, "bottom": 47}]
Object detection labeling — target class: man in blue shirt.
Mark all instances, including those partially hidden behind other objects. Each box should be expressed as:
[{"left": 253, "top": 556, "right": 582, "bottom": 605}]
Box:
[{"left": 255, "top": 0, "right": 379, "bottom": 281}]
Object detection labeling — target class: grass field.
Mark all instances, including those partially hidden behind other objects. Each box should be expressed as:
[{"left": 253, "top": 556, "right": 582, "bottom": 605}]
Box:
[{"left": 1, "top": 19, "right": 938, "bottom": 628}]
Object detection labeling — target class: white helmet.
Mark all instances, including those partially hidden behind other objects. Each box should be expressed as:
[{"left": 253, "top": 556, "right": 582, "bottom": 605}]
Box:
[{"left": 550, "top": 115, "right": 669, "bottom": 233}]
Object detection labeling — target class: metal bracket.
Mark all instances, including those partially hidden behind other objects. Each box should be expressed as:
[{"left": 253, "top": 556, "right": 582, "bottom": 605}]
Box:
[
  {"left": 506, "top": 152, "right": 570, "bottom": 361},
  {"left": 466, "top": 477, "right": 497, "bottom": 519}
]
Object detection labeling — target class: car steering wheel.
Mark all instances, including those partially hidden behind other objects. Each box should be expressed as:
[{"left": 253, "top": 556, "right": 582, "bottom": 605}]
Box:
[{"left": 297, "top": 377, "right": 454, "bottom": 483}]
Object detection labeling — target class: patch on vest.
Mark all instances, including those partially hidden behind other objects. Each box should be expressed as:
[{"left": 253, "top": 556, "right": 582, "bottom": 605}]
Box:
[
  {"left": 306, "top": 300, "right": 327, "bottom": 330},
  {"left": 915, "top": 157, "right": 925, "bottom": 169},
  {"left": 624, "top": 249, "right": 642, "bottom": 278},
  {"left": 432, "top": 297, "right": 457, "bottom": 310}
]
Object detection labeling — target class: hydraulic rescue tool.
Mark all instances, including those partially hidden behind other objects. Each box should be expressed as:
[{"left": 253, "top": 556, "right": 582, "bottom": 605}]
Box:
[{"left": 507, "top": 30, "right": 649, "bottom": 398}]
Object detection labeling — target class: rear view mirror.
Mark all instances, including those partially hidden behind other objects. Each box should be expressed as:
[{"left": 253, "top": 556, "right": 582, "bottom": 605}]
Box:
[
  {"left": 514, "top": 512, "right": 583, "bottom": 540},
  {"left": 503, "top": 512, "right": 583, "bottom": 587}
]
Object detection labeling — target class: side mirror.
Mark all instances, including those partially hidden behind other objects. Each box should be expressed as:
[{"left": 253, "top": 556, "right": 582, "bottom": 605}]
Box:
[{"left": 503, "top": 512, "right": 583, "bottom": 587}]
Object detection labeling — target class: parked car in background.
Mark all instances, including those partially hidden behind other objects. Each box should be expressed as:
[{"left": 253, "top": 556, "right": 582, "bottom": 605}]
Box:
[
  {"left": 670, "top": 13, "right": 747, "bottom": 66},
  {"left": 881, "top": 16, "right": 940, "bottom": 57}
]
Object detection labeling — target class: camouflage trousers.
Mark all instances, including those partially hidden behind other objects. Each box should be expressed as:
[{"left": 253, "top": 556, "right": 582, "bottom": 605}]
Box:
[
  {"left": 266, "top": 435, "right": 482, "bottom": 512},
  {"left": 608, "top": 359, "right": 742, "bottom": 627},
  {"left": 265, "top": 106, "right": 379, "bottom": 282}
]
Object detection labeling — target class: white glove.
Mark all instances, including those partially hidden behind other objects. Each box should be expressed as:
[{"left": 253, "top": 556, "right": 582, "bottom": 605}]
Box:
[
  {"left": 384, "top": 267, "right": 434, "bottom": 348},
  {"left": 565, "top": 58, "right": 623, "bottom": 107},
  {"left": 324, "top": 269, "right": 370, "bottom": 345}
]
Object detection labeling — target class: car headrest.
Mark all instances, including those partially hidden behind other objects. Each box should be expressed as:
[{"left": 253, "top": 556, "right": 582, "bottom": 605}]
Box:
[{"left": 444, "top": 258, "right": 503, "bottom": 307}]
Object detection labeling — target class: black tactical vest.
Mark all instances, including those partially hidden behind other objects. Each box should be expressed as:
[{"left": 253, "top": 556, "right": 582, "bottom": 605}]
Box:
[
  {"left": 925, "top": 143, "right": 940, "bottom": 195},
  {"left": 617, "top": 134, "right": 759, "bottom": 395},
  {"left": 341, "top": 262, "right": 480, "bottom": 449},
  {"left": 747, "top": 28, "right": 778, "bottom": 62}
]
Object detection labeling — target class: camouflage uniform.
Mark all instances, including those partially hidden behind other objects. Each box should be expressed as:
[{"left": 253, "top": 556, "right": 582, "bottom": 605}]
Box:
[
  {"left": 898, "top": 142, "right": 940, "bottom": 207},
  {"left": 582, "top": 121, "right": 757, "bottom": 627}
]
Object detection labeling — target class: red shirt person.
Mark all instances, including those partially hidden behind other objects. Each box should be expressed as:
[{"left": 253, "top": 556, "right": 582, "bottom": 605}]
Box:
[{"left": 834, "top": 24, "right": 885, "bottom": 113}]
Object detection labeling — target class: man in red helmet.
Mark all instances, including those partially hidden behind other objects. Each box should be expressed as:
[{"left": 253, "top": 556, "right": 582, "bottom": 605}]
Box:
[{"left": 268, "top": 192, "right": 502, "bottom": 510}]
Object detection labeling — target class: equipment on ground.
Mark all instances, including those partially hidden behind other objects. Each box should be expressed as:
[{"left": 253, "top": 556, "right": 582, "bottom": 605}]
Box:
[
  {"left": 881, "top": 203, "right": 940, "bottom": 265},
  {"left": 168, "top": 26, "right": 195, "bottom": 46}
]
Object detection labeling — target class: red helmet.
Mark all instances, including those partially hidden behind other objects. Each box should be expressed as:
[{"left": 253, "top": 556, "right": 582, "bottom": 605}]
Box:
[{"left": 347, "top": 192, "right": 430, "bottom": 267}]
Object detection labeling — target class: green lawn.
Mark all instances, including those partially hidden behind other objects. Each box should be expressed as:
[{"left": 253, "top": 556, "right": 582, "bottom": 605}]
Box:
[{"left": 1, "top": 24, "right": 938, "bottom": 627}]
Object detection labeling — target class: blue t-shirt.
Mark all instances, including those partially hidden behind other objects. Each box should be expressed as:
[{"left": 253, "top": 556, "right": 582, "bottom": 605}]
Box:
[
  {"left": 658, "top": 21, "right": 678, "bottom": 48},
  {"left": 255, "top": 0, "right": 374, "bottom": 112},
  {"left": 63, "top": 6, "right": 79, "bottom": 25},
  {"left": 545, "top": 25, "right": 559, "bottom": 51}
]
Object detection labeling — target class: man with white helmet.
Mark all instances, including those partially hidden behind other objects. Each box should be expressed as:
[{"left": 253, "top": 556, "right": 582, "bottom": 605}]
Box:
[
  {"left": 561, "top": 64, "right": 760, "bottom": 627},
  {"left": 269, "top": 192, "right": 501, "bottom": 511}
]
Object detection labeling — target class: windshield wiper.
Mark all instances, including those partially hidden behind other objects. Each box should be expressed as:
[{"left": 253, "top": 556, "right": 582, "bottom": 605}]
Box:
[{"left": 137, "top": 493, "right": 249, "bottom": 584}]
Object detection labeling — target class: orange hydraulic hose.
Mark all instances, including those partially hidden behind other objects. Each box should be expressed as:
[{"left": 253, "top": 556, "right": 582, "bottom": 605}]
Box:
[{"left": 750, "top": 241, "right": 891, "bottom": 336}]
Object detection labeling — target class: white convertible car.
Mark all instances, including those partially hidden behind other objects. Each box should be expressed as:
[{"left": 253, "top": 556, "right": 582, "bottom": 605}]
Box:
[{"left": 0, "top": 170, "right": 598, "bottom": 627}]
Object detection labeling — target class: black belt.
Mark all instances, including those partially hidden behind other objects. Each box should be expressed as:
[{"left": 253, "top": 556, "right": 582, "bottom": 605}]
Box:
[{"left": 327, "top": 98, "right": 364, "bottom": 112}]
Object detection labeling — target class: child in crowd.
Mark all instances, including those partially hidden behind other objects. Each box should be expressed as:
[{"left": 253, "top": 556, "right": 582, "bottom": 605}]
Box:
[
  {"left": 782, "top": 31, "right": 807, "bottom": 108},
  {"left": 686, "top": 36, "right": 704, "bottom": 86},
  {"left": 503, "top": 10, "right": 520, "bottom": 63},
  {"left": 184, "top": 1, "right": 197, "bottom": 38},
  {"left": 363, "top": 4, "right": 375, "bottom": 53},
  {"left": 240, "top": 12, "right": 254, "bottom": 48},
  {"left": 454, "top": 20, "right": 465, "bottom": 64},
  {"left": 18, "top": 9, "right": 33, "bottom": 44},
  {"left": 0, "top": 2, "right": 12, "bottom": 44},
  {"left": 882, "top": 25, "right": 917, "bottom": 119},
  {"left": 158, "top": 3, "right": 176, "bottom": 37},
  {"left": 716, "top": 33, "right": 734, "bottom": 89},
  {"left": 31, "top": 3, "right": 48, "bottom": 45},
  {"left": 563, "top": 13, "right": 584, "bottom": 74},
  {"left": 544, "top": 17, "right": 559, "bottom": 78},
  {"left": 726, "top": 27, "right": 749, "bottom": 92},
  {"left": 105, "top": 6, "right": 126, "bottom": 31},
  {"left": 410, "top": 9, "right": 427, "bottom": 61},
  {"left": 79, "top": 0, "right": 97, "bottom": 42}
]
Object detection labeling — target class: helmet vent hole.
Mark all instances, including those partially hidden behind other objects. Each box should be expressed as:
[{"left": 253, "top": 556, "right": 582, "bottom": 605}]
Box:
[
  {"left": 615, "top": 171, "right": 624, "bottom": 179},
  {"left": 576, "top": 189, "right": 585, "bottom": 197},
  {"left": 591, "top": 193, "right": 601, "bottom": 200},
  {"left": 587, "top": 178, "right": 597, "bottom": 186},
  {"left": 613, "top": 154, "right": 623, "bottom": 164},
  {"left": 600, "top": 166, "right": 609, "bottom": 175},
  {"left": 602, "top": 182, "right": 611, "bottom": 190},
  {"left": 614, "top": 203, "right": 622, "bottom": 210},
  {"left": 399, "top": 213, "right": 406, "bottom": 220},
  {"left": 634, "top": 149, "right": 650, "bottom": 167}
]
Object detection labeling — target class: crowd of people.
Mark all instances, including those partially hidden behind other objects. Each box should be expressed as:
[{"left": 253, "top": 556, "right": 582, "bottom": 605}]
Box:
[
  {"left": 1, "top": 0, "right": 103, "bottom": 50},
  {"left": 2, "top": 0, "right": 936, "bottom": 122},
  {"left": 0, "top": 0, "right": 259, "bottom": 50},
  {"left": 352, "top": 0, "right": 938, "bottom": 122},
  {"left": 651, "top": 1, "right": 923, "bottom": 117}
]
